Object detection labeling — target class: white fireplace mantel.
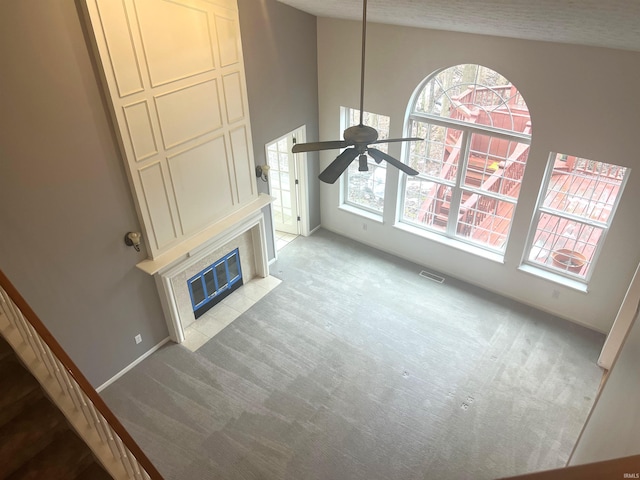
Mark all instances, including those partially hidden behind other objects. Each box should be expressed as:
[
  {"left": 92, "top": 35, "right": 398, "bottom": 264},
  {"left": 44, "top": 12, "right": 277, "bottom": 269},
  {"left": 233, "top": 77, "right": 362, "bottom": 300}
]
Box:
[
  {"left": 136, "top": 194, "right": 273, "bottom": 276},
  {"left": 138, "top": 193, "right": 273, "bottom": 343}
]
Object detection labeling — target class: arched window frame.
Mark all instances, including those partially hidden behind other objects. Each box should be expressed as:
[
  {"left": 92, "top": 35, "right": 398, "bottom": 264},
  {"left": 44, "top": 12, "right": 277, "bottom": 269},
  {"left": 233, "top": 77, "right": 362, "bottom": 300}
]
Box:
[{"left": 399, "top": 64, "right": 532, "bottom": 254}]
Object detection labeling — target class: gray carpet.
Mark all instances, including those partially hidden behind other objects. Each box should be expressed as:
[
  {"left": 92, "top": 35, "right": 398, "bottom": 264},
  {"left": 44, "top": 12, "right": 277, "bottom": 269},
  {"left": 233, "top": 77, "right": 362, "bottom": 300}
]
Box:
[{"left": 101, "top": 229, "right": 605, "bottom": 480}]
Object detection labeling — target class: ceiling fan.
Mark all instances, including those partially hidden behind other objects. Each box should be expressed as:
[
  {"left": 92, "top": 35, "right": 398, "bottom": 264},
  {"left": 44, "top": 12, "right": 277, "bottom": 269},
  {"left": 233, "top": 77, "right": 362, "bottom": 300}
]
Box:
[{"left": 291, "top": 0, "right": 422, "bottom": 184}]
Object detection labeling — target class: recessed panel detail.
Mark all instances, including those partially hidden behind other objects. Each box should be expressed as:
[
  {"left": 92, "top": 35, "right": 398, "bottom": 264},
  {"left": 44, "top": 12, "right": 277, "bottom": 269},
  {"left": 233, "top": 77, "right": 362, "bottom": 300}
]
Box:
[
  {"left": 222, "top": 72, "right": 244, "bottom": 124},
  {"left": 138, "top": 162, "right": 178, "bottom": 248},
  {"left": 155, "top": 79, "right": 223, "bottom": 149},
  {"left": 95, "top": 0, "right": 144, "bottom": 97},
  {"left": 215, "top": 14, "right": 239, "bottom": 67},
  {"left": 135, "top": 0, "right": 215, "bottom": 86},
  {"left": 230, "top": 126, "right": 254, "bottom": 203},
  {"left": 123, "top": 101, "right": 158, "bottom": 161},
  {"left": 167, "top": 137, "right": 234, "bottom": 234}
]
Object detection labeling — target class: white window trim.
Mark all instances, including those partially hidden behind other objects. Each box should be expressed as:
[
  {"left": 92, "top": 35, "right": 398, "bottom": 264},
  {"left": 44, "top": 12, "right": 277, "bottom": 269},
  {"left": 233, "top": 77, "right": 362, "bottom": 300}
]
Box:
[
  {"left": 340, "top": 106, "right": 389, "bottom": 217},
  {"left": 393, "top": 221, "right": 505, "bottom": 264},
  {"left": 517, "top": 263, "right": 589, "bottom": 292},
  {"left": 521, "top": 153, "right": 630, "bottom": 284},
  {"left": 398, "top": 113, "right": 531, "bottom": 255},
  {"left": 339, "top": 203, "right": 384, "bottom": 224}
]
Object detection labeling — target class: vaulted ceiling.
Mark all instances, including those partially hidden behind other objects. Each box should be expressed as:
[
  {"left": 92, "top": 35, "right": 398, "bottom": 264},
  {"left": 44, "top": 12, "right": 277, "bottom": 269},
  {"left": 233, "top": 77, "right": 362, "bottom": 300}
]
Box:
[{"left": 277, "top": 0, "right": 640, "bottom": 52}]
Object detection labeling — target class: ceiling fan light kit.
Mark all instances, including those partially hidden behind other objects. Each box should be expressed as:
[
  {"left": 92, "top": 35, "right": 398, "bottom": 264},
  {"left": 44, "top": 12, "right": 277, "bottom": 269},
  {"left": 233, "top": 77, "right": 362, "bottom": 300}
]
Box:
[{"left": 292, "top": 0, "right": 422, "bottom": 184}]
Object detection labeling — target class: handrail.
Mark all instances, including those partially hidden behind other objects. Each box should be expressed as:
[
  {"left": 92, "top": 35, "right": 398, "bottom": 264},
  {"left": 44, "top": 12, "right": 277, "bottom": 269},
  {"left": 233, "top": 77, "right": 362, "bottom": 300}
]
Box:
[
  {"left": 499, "top": 453, "right": 640, "bottom": 479},
  {"left": 0, "top": 268, "right": 163, "bottom": 480}
]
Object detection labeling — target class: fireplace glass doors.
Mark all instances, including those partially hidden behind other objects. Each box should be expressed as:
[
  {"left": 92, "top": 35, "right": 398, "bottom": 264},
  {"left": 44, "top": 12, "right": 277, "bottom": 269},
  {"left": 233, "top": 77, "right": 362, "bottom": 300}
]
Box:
[{"left": 188, "top": 249, "right": 243, "bottom": 319}]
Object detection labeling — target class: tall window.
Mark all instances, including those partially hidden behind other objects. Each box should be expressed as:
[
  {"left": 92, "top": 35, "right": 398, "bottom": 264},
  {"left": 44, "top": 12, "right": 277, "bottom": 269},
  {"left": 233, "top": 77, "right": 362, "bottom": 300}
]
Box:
[
  {"left": 342, "top": 107, "right": 390, "bottom": 214},
  {"left": 400, "top": 64, "right": 531, "bottom": 253},
  {"left": 525, "top": 154, "right": 628, "bottom": 281}
]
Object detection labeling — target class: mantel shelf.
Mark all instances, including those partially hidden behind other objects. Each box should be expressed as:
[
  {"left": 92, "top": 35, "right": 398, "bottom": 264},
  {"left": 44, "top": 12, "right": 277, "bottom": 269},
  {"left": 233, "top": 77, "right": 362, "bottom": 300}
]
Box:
[{"left": 136, "top": 194, "right": 273, "bottom": 276}]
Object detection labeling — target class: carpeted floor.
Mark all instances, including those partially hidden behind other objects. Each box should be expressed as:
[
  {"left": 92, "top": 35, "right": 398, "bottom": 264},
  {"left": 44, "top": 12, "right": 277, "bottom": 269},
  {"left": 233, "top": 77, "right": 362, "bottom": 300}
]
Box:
[{"left": 101, "top": 229, "right": 605, "bottom": 480}]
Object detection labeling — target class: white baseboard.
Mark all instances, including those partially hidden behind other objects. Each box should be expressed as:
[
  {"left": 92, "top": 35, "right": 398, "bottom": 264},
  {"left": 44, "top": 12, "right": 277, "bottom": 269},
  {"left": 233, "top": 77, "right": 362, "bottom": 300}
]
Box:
[
  {"left": 96, "top": 337, "right": 171, "bottom": 392},
  {"left": 307, "top": 224, "right": 321, "bottom": 236}
]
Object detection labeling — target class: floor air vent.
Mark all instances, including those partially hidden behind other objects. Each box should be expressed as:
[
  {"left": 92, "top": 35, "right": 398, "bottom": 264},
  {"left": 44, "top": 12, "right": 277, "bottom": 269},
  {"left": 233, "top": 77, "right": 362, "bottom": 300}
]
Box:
[{"left": 419, "top": 270, "right": 445, "bottom": 283}]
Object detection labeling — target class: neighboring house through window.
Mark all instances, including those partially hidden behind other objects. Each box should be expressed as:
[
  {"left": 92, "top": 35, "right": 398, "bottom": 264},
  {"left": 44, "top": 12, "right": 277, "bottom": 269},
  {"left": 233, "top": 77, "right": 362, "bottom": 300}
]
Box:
[{"left": 400, "top": 64, "right": 531, "bottom": 254}]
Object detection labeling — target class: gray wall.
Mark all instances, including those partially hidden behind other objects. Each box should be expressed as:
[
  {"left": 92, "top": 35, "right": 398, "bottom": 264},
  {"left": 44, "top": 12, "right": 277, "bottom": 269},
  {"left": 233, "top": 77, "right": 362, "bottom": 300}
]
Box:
[
  {"left": 238, "top": 0, "right": 321, "bottom": 259},
  {"left": 0, "top": 0, "right": 320, "bottom": 387},
  {"left": 570, "top": 310, "right": 640, "bottom": 464},
  {"left": 0, "top": 1, "right": 168, "bottom": 387}
]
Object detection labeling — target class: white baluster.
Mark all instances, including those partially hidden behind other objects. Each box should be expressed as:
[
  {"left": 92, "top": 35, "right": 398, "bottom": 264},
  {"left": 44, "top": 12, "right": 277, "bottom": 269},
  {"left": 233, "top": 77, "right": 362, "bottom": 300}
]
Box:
[
  {"left": 0, "top": 291, "right": 13, "bottom": 322},
  {"left": 105, "top": 428, "right": 122, "bottom": 462},
  {"left": 41, "top": 342, "right": 69, "bottom": 393},
  {"left": 58, "top": 366, "right": 84, "bottom": 410},
  {"left": 16, "top": 307, "right": 38, "bottom": 357},
  {"left": 0, "top": 287, "right": 156, "bottom": 480},
  {"left": 21, "top": 318, "right": 45, "bottom": 364},
  {"left": 129, "top": 455, "right": 144, "bottom": 480},
  {"left": 86, "top": 402, "right": 108, "bottom": 444},
  {"left": 5, "top": 297, "right": 29, "bottom": 344},
  {"left": 30, "top": 331, "right": 56, "bottom": 377},
  {"left": 128, "top": 456, "right": 144, "bottom": 480},
  {"left": 114, "top": 435, "right": 136, "bottom": 478},
  {"left": 70, "top": 380, "right": 95, "bottom": 427}
]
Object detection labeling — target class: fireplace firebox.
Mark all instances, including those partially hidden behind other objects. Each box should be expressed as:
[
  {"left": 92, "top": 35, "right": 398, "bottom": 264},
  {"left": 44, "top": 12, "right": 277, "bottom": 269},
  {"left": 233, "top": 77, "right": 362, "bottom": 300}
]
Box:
[{"left": 187, "top": 248, "right": 243, "bottom": 319}]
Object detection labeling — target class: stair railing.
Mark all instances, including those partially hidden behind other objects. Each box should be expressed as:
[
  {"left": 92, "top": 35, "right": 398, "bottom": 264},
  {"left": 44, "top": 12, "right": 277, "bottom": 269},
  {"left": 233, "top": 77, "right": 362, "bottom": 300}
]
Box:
[{"left": 0, "top": 269, "right": 163, "bottom": 480}]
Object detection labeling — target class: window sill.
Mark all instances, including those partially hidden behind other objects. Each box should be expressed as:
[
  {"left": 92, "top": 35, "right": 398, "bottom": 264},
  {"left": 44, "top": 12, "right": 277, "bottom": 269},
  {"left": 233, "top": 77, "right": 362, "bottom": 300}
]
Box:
[
  {"left": 517, "top": 264, "right": 589, "bottom": 293},
  {"left": 393, "top": 221, "right": 505, "bottom": 264},
  {"left": 338, "top": 204, "right": 384, "bottom": 223}
]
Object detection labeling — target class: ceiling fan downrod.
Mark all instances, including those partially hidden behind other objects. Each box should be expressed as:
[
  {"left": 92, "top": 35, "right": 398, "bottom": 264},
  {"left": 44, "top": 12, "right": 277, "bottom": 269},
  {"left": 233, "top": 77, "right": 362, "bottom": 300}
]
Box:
[
  {"left": 359, "top": 0, "right": 367, "bottom": 126},
  {"left": 290, "top": 0, "right": 421, "bottom": 184}
]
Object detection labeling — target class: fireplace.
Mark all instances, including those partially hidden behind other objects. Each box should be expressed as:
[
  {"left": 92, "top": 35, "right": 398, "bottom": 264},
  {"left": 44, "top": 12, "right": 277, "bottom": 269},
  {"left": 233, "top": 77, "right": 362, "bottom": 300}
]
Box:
[
  {"left": 136, "top": 195, "right": 272, "bottom": 343},
  {"left": 188, "top": 248, "right": 243, "bottom": 319}
]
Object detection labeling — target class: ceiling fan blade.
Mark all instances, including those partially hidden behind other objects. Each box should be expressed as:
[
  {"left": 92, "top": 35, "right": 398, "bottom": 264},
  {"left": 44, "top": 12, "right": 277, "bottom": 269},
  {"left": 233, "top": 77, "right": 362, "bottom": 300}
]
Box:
[
  {"left": 367, "top": 147, "right": 419, "bottom": 176},
  {"left": 370, "top": 137, "right": 423, "bottom": 145},
  {"left": 292, "top": 141, "right": 350, "bottom": 153},
  {"left": 319, "top": 148, "right": 360, "bottom": 184}
]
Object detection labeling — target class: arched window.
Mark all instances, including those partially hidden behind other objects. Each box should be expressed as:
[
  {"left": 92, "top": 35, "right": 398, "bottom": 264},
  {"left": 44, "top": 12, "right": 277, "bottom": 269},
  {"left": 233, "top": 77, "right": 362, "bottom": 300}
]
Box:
[{"left": 400, "top": 64, "right": 531, "bottom": 253}]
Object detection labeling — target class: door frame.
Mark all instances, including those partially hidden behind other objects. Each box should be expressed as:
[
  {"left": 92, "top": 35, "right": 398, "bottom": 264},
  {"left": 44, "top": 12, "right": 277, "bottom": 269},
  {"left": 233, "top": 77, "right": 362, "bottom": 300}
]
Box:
[
  {"left": 293, "top": 125, "right": 311, "bottom": 237},
  {"left": 265, "top": 125, "right": 310, "bottom": 240}
]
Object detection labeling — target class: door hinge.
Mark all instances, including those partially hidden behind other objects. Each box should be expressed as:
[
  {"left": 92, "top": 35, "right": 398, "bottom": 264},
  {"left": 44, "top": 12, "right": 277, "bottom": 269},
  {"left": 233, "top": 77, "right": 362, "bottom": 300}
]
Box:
[
  {"left": 292, "top": 137, "right": 297, "bottom": 144},
  {"left": 297, "top": 216, "right": 301, "bottom": 221},
  {"left": 295, "top": 179, "right": 299, "bottom": 185}
]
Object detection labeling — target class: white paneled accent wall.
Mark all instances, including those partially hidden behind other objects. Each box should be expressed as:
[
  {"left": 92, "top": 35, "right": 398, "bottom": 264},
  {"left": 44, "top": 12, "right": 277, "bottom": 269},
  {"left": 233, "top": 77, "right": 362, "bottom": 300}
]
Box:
[{"left": 84, "top": 0, "right": 257, "bottom": 258}]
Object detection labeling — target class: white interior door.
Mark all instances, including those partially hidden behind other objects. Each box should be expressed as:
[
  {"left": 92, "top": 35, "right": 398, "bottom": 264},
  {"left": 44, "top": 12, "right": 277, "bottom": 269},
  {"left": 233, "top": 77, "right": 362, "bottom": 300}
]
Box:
[{"left": 266, "top": 127, "right": 305, "bottom": 235}]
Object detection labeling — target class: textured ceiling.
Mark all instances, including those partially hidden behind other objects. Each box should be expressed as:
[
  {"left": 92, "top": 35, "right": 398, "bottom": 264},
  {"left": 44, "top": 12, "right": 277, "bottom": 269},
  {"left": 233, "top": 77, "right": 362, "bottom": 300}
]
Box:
[{"left": 277, "top": 0, "right": 640, "bottom": 52}]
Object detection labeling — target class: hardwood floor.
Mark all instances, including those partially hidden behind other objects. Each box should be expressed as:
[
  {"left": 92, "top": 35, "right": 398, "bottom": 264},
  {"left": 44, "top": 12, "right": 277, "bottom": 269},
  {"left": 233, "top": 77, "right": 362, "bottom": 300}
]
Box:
[{"left": 0, "top": 336, "right": 111, "bottom": 479}]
